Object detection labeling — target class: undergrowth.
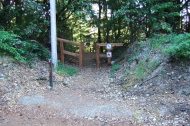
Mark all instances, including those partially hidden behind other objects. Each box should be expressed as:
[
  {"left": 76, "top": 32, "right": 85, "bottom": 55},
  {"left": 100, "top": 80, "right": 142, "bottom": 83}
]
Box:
[
  {"left": 147, "top": 33, "right": 190, "bottom": 60},
  {"left": 123, "top": 32, "right": 190, "bottom": 89},
  {"left": 109, "top": 64, "right": 121, "bottom": 78},
  {"left": 124, "top": 57, "right": 160, "bottom": 88},
  {"left": 0, "top": 30, "right": 50, "bottom": 63},
  {"left": 57, "top": 62, "right": 77, "bottom": 76}
]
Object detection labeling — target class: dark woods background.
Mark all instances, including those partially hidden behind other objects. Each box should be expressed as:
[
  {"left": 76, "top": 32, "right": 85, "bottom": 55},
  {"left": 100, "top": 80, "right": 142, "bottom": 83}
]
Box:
[{"left": 0, "top": 0, "right": 190, "bottom": 62}]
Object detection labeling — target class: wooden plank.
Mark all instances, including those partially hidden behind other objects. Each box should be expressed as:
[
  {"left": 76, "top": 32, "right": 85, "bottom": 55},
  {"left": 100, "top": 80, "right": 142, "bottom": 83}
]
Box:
[
  {"left": 57, "top": 38, "right": 81, "bottom": 46},
  {"left": 60, "top": 41, "right": 64, "bottom": 63},
  {"left": 96, "top": 43, "right": 123, "bottom": 47},
  {"left": 63, "top": 50, "right": 79, "bottom": 57},
  {"left": 99, "top": 54, "right": 106, "bottom": 58}
]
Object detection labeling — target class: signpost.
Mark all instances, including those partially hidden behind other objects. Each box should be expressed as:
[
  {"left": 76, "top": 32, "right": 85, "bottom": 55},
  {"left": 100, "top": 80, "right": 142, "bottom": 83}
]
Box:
[{"left": 96, "top": 43, "right": 123, "bottom": 68}]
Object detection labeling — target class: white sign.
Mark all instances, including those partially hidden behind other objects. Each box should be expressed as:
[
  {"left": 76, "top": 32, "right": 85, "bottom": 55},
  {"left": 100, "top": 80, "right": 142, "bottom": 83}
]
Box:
[
  {"left": 106, "top": 52, "right": 112, "bottom": 58},
  {"left": 106, "top": 44, "right": 112, "bottom": 50}
]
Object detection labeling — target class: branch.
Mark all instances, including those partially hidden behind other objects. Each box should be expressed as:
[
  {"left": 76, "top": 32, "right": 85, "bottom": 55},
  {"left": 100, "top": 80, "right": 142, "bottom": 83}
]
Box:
[
  {"left": 56, "top": 0, "right": 72, "bottom": 19},
  {"left": 138, "top": 75, "right": 159, "bottom": 86}
]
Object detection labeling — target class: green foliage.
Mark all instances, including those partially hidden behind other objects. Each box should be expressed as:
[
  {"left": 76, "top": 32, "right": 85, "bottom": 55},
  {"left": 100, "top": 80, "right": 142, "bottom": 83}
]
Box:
[
  {"left": 124, "top": 56, "right": 160, "bottom": 88},
  {"left": 163, "top": 33, "right": 190, "bottom": 60},
  {"left": 147, "top": 33, "right": 174, "bottom": 49},
  {"left": 111, "top": 64, "right": 121, "bottom": 72},
  {"left": 0, "top": 30, "right": 26, "bottom": 62},
  {"left": 134, "top": 59, "right": 149, "bottom": 79},
  {"left": 109, "top": 64, "right": 121, "bottom": 78},
  {"left": 145, "top": 33, "right": 190, "bottom": 60},
  {"left": 57, "top": 62, "right": 77, "bottom": 76},
  {"left": 153, "top": 22, "right": 172, "bottom": 33},
  {"left": 0, "top": 30, "right": 50, "bottom": 63},
  {"left": 0, "top": 0, "right": 50, "bottom": 43}
]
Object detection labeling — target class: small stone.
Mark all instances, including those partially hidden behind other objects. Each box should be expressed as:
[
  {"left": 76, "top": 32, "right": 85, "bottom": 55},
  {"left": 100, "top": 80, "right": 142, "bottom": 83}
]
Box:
[
  {"left": 146, "top": 94, "right": 150, "bottom": 97},
  {"left": 2, "top": 64, "right": 8, "bottom": 67},
  {"left": 178, "top": 75, "right": 182, "bottom": 79},
  {"left": 47, "top": 86, "right": 53, "bottom": 90},
  {"left": 178, "top": 88, "right": 190, "bottom": 96},
  {"left": 0, "top": 74, "right": 5, "bottom": 79}
]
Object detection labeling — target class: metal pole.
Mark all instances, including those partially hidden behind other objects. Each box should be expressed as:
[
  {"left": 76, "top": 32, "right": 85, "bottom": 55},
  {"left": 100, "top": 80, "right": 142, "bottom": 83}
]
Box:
[
  {"left": 48, "top": 59, "right": 53, "bottom": 89},
  {"left": 50, "top": 0, "right": 58, "bottom": 68}
]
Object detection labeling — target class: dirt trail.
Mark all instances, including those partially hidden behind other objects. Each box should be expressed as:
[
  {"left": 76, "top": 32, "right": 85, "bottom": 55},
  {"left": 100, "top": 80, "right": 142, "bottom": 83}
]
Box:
[
  {"left": 0, "top": 55, "right": 190, "bottom": 126},
  {"left": 0, "top": 54, "right": 138, "bottom": 125}
]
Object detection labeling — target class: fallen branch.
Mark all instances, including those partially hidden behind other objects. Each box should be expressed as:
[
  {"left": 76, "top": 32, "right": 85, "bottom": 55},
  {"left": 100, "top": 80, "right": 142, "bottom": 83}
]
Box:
[{"left": 138, "top": 75, "right": 159, "bottom": 86}]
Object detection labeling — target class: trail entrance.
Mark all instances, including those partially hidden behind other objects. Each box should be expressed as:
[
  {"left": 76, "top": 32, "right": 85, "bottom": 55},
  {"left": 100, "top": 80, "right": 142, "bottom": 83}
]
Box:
[{"left": 58, "top": 38, "right": 123, "bottom": 68}]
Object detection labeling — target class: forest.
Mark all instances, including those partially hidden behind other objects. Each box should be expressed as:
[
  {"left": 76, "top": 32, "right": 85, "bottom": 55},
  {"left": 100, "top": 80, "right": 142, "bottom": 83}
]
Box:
[
  {"left": 1, "top": 1, "right": 190, "bottom": 125},
  {"left": 0, "top": 0, "right": 190, "bottom": 62}
]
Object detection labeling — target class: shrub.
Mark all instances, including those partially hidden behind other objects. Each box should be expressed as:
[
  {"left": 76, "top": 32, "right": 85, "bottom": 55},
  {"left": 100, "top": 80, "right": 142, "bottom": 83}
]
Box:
[
  {"left": 0, "top": 30, "right": 50, "bottom": 63},
  {"left": 163, "top": 33, "right": 190, "bottom": 60},
  {"left": 0, "top": 30, "right": 26, "bottom": 62},
  {"left": 111, "top": 64, "right": 121, "bottom": 72}
]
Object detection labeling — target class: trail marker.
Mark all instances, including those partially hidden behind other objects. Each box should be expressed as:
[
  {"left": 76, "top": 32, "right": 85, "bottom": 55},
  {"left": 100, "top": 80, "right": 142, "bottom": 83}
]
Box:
[
  {"left": 106, "top": 52, "right": 112, "bottom": 58},
  {"left": 106, "top": 44, "right": 112, "bottom": 50}
]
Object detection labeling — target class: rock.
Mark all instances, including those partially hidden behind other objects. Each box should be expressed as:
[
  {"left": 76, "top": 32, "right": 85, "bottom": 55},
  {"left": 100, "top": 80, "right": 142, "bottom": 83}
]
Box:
[
  {"left": 2, "top": 64, "right": 8, "bottom": 67},
  {"left": 178, "top": 75, "right": 183, "bottom": 79},
  {"left": 178, "top": 88, "right": 190, "bottom": 96},
  {"left": 47, "top": 86, "right": 53, "bottom": 90},
  {"left": 0, "top": 74, "right": 5, "bottom": 79}
]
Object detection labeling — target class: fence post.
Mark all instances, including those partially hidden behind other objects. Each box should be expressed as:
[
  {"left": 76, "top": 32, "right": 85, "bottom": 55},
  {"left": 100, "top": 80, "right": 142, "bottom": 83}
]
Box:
[
  {"left": 107, "top": 49, "right": 111, "bottom": 65},
  {"left": 79, "top": 43, "right": 84, "bottom": 67},
  {"left": 96, "top": 44, "right": 100, "bottom": 68},
  {"left": 60, "top": 41, "right": 64, "bottom": 63}
]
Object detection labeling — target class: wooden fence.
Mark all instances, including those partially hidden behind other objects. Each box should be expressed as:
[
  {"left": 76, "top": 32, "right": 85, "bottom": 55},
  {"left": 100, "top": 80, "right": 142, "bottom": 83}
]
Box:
[
  {"left": 57, "top": 38, "right": 84, "bottom": 67},
  {"left": 96, "top": 43, "right": 123, "bottom": 68}
]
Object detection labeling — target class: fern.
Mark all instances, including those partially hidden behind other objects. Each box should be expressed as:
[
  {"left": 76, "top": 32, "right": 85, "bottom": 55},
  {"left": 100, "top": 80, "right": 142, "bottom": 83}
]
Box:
[
  {"left": 0, "top": 42, "right": 26, "bottom": 62},
  {"left": 0, "top": 30, "right": 50, "bottom": 63}
]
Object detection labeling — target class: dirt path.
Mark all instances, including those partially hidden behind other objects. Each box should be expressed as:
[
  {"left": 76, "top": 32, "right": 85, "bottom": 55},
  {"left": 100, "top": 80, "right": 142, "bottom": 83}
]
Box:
[{"left": 0, "top": 55, "right": 190, "bottom": 126}]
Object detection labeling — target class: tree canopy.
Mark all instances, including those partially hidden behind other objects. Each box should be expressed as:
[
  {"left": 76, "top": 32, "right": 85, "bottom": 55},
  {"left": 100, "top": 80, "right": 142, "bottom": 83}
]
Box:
[{"left": 0, "top": 0, "right": 189, "bottom": 59}]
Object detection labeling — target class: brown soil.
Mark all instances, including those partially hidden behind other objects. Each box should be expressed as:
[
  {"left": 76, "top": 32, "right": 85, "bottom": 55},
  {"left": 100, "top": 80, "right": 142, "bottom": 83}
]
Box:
[{"left": 0, "top": 52, "right": 190, "bottom": 126}]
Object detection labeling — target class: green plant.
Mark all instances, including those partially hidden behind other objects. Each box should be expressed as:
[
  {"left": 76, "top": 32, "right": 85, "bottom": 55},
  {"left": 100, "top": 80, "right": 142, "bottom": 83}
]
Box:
[
  {"left": 148, "top": 33, "right": 174, "bottom": 49},
  {"left": 109, "top": 64, "right": 121, "bottom": 78},
  {"left": 0, "top": 30, "right": 26, "bottom": 62},
  {"left": 111, "top": 64, "right": 121, "bottom": 72},
  {"left": 134, "top": 59, "right": 148, "bottom": 79},
  {"left": 123, "top": 56, "right": 161, "bottom": 89},
  {"left": 57, "top": 62, "right": 77, "bottom": 76},
  {"left": 163, "top": 33, "right": 190, "bottom": 60},
  {"left": 148, "top": 60, "right": 161, "bottom": 70},
  {"left": 0, "top": 30, "right": 50, "bottom": 63}
]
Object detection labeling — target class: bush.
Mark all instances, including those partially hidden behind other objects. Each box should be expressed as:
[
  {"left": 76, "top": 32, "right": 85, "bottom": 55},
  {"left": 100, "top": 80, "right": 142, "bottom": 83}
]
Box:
[
  {"left": 0, "top": 30, "right": 50, "bottom": 63},
  {"left": 163, "top": 33, "right": 190, "bottom": 60}
]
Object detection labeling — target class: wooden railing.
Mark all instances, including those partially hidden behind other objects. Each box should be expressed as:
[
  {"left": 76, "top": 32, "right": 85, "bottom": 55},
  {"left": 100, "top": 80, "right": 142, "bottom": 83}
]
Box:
[
  {"left": 57, "top": 38, "right": 84, "bottom": 67},
  {"left": 96, "top": 43, "right": 123, "bottom": 68}
]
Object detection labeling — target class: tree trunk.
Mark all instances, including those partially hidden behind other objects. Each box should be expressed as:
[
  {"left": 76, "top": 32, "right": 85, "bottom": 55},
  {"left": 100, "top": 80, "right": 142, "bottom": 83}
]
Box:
[{"left": 98, "top": 0, "right": 102, "bottom": 43}]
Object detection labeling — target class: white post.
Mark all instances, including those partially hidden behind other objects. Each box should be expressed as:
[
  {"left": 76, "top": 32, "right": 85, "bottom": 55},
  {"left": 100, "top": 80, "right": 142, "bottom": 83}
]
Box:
[{"left": 50, "top": 0, "right": 58, "bottom": 68}]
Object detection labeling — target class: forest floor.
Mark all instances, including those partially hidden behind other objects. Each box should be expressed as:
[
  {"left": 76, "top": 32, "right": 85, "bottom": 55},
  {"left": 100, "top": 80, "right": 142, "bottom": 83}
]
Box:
[{"left": 0, "top": 51, "right": 190, "bottom": 126}]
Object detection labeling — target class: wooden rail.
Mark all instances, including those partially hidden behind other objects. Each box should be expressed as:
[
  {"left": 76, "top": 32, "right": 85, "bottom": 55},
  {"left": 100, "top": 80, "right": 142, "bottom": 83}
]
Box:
[
  {"left": 96, "top": 43, "right": 123, "bottom": 68},
  {"left": 57, "top": 38, "right": 84, "bottom": 67}
]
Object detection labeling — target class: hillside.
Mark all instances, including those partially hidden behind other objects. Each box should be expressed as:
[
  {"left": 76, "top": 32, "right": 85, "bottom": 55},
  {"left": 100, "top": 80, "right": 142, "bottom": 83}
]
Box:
[{"left": 0, "top": 40, "right": 190, "bottom": 125}]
